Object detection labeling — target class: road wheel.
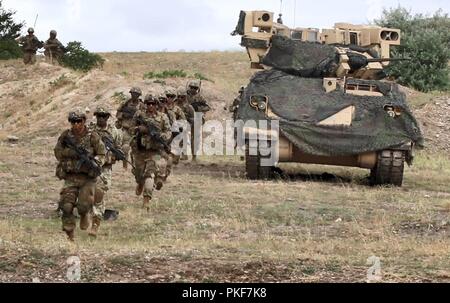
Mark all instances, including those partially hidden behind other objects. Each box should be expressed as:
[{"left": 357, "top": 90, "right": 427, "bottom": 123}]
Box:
[
  {"left": 245, "top": 141, "right": 273, "bottom": 180},
  {"left": 370, "top": 150, "right": 405, "bottom": 186}
]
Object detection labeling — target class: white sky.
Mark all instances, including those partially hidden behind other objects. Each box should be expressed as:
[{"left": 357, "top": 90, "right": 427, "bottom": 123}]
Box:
[{"left": 3, "top": 0, "right": 449, "bottom": 52}]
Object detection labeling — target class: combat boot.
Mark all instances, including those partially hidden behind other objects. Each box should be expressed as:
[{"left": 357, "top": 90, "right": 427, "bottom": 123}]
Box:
[
  {"left": 65, "top": 230, "right": 75, "bottom": 241},
  {"left": 136, "top": 182, "right": 144, "bottom": 196},
  {"left": 155, "top": 178, "right": 164, "bottom": 191},
  {"left": 88, "top": 217, "right": 101, "bottom": 238},
  {"left": 80, "top": 213, "right": 91, "bottom": 230},
  {"left": 142, "top": 197, "right": 151, "bottom": 212}
]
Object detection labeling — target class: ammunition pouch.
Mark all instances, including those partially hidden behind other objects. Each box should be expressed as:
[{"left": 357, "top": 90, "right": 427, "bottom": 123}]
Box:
[{"left": 55, "top": 163, "right": 67, "bottom": 180}]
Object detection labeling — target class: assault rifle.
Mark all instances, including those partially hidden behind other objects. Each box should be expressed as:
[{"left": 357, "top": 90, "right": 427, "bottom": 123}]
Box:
[
  {"left": 101, "top": 135, "right": 135, "bottom": 169},
  {"left": 135, "top": 116, "right": 171, "bottom": 153},
  {"left": 62, "top": 135, "right": 102, "bottom": 178}
]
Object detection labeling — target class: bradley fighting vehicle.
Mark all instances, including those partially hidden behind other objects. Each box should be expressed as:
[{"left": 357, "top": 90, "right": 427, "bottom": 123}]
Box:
[{"left": 231, "top": 11, "right": 424, "bottom": 186}]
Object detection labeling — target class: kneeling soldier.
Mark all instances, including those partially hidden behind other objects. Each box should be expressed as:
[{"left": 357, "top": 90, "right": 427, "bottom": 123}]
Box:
[
  {"left": 54, "top": 108, "right": 106, "bottom": 241},
  {"left": 88, "top": 106, "right": 123, "bottom": 237},
  {"left": 131, "top": 95, "right": 171, "bottom": 211}
]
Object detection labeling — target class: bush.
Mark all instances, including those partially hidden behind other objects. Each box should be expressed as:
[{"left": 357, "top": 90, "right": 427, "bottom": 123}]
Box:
[
  {"left": 0, "top": 39, "right": 22, "bottom": 59},
  {"left": 376, "top": 7, "right": 450, "bottom": 92},
  {"left": 60, "top": 41, "right": 105, "bottom": 72},
  {"left": 143, "top": 69, "right": 187, "bottom": 79}
]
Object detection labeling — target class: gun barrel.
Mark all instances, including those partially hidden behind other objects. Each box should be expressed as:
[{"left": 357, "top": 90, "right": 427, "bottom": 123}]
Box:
[{"left": 366, "top": 57, "right": 410, "bottom": 63}]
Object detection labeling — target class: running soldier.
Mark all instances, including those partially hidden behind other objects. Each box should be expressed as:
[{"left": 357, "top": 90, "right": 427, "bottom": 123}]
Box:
[
  {"left": 88, "top": 106, "right": 123, "bottom": 237},
  {"left": 131, "top": 94, "right": 171, "bottom": 211},
  {"left": 115, "top": 87, "right": 143, "bottom": 170},
  {"left": 43, "top": 30, "right": 66, "bottom": 64},
  {"left": 16, "top": 28, "right": 44, "bottom": 65},
  {"left": 54, "top": 108, "right": 106, "bottom": 241}
]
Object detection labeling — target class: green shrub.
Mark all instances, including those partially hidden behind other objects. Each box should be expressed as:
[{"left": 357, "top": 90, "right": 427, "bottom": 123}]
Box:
[
  {"left": 194, "top": 72, "right": 213, "bottom": 82},
  {"left": 376, "top": 8, "right": 450, "bottom": 92},
  {"left": 49, "top": 74, "right": 72, "bottom": 90},
  {"left": 60, "top": 41, "right": 105, "bottom": 72},
  {"left": 143, "top": 69, "right": 187, "bottom": 79},
  {"left": 0, "top": 39, "right": 22, "bottom": 60}
]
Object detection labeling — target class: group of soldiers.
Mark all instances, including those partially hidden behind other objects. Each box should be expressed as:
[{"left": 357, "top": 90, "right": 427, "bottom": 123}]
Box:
[
  {"left": 16, "top": 27, "right": 66, "bottom": 65},
  {"left": 54, "top": 80, "right": 210, "bottom": 241}
]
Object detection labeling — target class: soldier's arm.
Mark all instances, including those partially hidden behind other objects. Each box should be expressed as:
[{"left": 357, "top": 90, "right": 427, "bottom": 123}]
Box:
[
  {"left": 177, "top": 107, "right": 186, "bottom": 121},
  {"left": 91, "top": 132, "right": 106, "bottom": 167},
  {"left": 161, "top": 115, "right": 172, "bottom": 142}
]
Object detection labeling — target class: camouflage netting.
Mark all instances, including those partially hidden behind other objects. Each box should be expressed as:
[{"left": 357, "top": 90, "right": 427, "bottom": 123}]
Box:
[{"left": 237, "top": 69, "right": 424, "bottom": 157}]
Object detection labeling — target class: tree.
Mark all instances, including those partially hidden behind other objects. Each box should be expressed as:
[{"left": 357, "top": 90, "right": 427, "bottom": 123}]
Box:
[
  {"left": 60, "top": 41, "right": 105, "bottom": 72},
  {"left": 375, "top": 7, "right": 450, "bottom": 92},
  {"left": 0, "top": 0, "right": 24, "bottom": 59}
]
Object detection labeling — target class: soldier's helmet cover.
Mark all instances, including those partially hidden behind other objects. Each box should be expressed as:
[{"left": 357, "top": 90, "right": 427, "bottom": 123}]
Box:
[
  {"left": 27, "top": 27, "right": 34, "bottom": 33},
  {"left": 68, "top": 108, "right": 87, "bottom": 121},
  {"left": 188, "top": 79, "right": 201, "bottom": 88},
  {"left": 94, "top": 106, "right": 111, "bottom": 116},
  {"left": 158, "top": 93, "right": 167, "bottom": 103},
  {"left": 144, "top": 93, "right": 156, "bottom": 103},
  {"left": 177, "top": 87, "right": 187, "bottom": 97},
  {"left": 239, "top": 86, "right": 245, "bottom": 93},
  {"left": 50, "top": 30, "right": 57, "bottom": 36},
  {"left": 129, "top": 87, "right": 142, "bottom": 95},
  {"left": 165, "top": 87, "right": 177, "bottom": 98}
]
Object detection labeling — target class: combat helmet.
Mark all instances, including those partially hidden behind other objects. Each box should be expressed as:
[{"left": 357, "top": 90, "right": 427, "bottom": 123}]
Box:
[
  {"left": 177, "top": 87, "right": 187, "bottom": 97},
  {"left": 50, "top": 30, "right": 57, "bottom": 36},
  {"left": 129, "top": 87, "right": 143, "bottom": 96},
  {"left": 144, "top": 93, "right": 157, "bottom": 104},
  {"left": 188, "top": 79, "right": 201, "bottom": 89},
  {"left": 165, "top": 87, "right": 177, "bottom": 99},
  {"left": 68, "top": 108, "right": 87, "bottom": 122},
  {"left": 94, "top": 106, "right": 111, "bottom": 116},
  {"left": 27, "top": 27, "right": 34, "bottom": 34}
]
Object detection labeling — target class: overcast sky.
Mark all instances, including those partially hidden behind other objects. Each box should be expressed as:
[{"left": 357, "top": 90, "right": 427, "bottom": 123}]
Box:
[{"left": 3, "top": 0, "right": 449, "bottom": 52}]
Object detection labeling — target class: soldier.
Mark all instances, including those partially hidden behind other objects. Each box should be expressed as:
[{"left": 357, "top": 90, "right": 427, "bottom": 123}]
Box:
[
  {"left": 162, "top": 87, "right": 187, "bottom": 174},
  {"left": 175, "top": 87, "right": 195, "bottom": 161},
  {"left": 229, "top": 86, "right": 244, "bottom": 121},
  {"left": 54, "top": 108, "right": 106, "bottom": 241},
  {"left": 131, "top": 94, "right": 171, "bottom": 211},
  {"left": 115, "top": 87, "right": 143, "bottom": 170},
  {"left": 88, "top": 106, "right": 123, "bottom": 238},
  {"left": 43, "top": 30, "right": 66, "bottom": 64},
  {"left": 186, "top": 79, "right": 211, "bottom": 114},
  {"left": 16, "top": 27, "right": 44, "bottom": 65}
]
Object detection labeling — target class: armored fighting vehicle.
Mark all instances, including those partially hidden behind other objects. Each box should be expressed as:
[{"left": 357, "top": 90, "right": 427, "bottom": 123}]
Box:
[{"left": 231, "top": 11, "right": 424, "bottom": 186}]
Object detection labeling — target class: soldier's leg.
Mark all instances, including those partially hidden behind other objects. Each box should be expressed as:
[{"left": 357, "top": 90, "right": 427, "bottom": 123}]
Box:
[
  {"left": 190, "top": 125, "right": 197, "bottom": 161},
  {"left": 154, "top": 153, "right": 167, "bottom": 190},
  {"left": 122, "top": 130, "right": 132, "bottom": 170},
  {"left": 23, "top": 52, "right": 32, "bottom": 65},
  {"left": 90, "top": 166, "right": 111, "bottom": 237},
  {"left": 77, "top": 178, "right": 96, "bottom": 230},
  {"left": 132, "top": 151, "right": 146, "bottom": 196},
  {"left": 164, "top": 153, "right": 173, "bottom": 181},
  {"left": 59, "top": 184, "right": 79, "bottom": 240}
]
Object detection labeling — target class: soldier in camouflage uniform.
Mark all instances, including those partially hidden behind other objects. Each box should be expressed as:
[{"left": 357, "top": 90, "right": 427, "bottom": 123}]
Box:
[
  {"left": 54, "top": 108, "right": 106, "bottom": 241},
  {"left": 175, "top": 87, "right": 195, "bottom": 161},
  {"left": 43, "top": 30, "right": 66, "bottom": 64},
  {"left": 162, "top": 87, "right": 187, "bottom": 174},
  {"left": 16, "top": 28, "right": 44, "bottom": 65},
  {"left": 229, "top": 86, "right": 244, "bottom": 121},
  {"left": 131, "top": 94, "right": 171, "bottom": 211},
  {"left": 88, "top": 106, "right": 123, "bottom": 237},
  {"left": 115, "top": 87, "right": 143, "bottom": 170}
]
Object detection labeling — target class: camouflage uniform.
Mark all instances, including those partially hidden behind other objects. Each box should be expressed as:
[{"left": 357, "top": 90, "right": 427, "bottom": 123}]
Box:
[
  {"left": 186, "top": 79, "right": 211, "bottom": 114},
  {"left": 131, "top": 95, "right": 171, "bottom": 210},
  {"left": 164, "top": 88, "right": 187, "bottom": 174},
  {"left": 116, "top": 87, "right": 143, "bottom": 169},
  {"left": 230, "top": 86, "right": 244, "bottom": 121},
  {"left": 16, "top": 28, "right": 43, "bottom": 65},
  {"left": 44, "top": 30, "right": 66, "bottom": 64},
  {"left": 176, "top": 87, "right": 195, "bottom": 160},
  {"left": 54, "top": 108, "right": 106, "bottom": 241},
  {"left": 88, "top": 106, "right": 123, "bottom": 236}
]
